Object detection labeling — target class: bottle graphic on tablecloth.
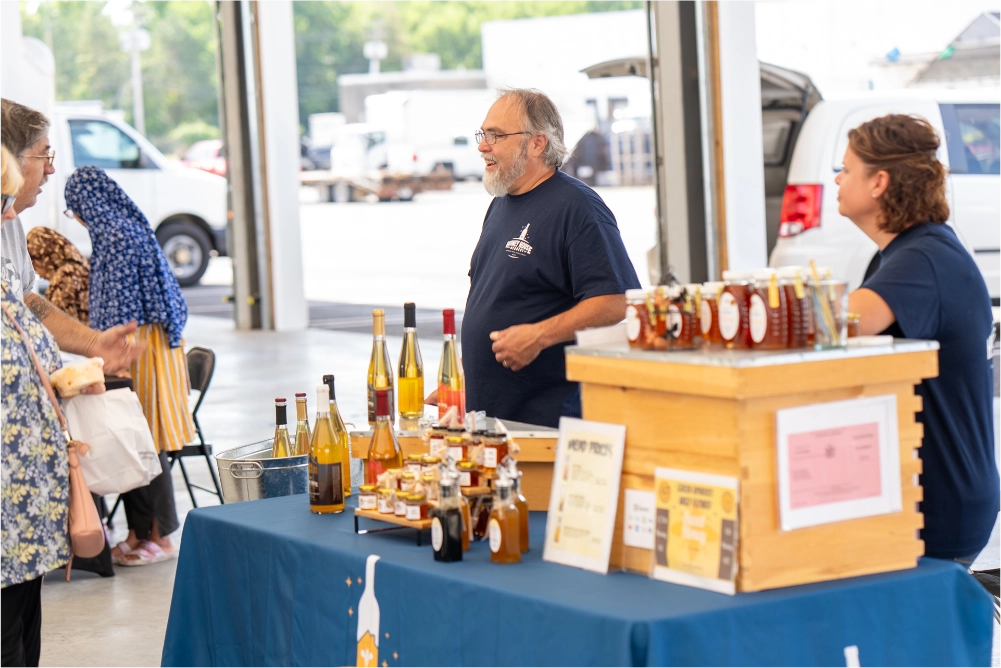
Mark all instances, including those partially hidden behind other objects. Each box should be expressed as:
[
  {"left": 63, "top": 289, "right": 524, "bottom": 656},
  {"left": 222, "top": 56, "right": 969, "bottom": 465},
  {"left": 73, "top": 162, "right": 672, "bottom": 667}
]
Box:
[{"left": 356, "top": 554, "right": 381, "bottom": 667}]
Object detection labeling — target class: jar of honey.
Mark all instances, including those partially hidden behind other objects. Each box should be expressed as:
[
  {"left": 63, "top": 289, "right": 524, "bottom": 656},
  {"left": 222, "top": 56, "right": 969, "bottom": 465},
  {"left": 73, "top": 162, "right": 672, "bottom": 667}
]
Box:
[
  {"left": 400, "top": 471, "right": 417, "bottom": 493},
  {"left": 405, "top": 454, "right": 424, "bottom": 476},
  {"left": 777, "top": 266, "right": 810, "bottom": 349},
  {"left": 457, "top": 461, "right": 479, "bottom": 488},
  {"left": 377, "top": 488, "right": 395, "bottom": 514},
  {"left": 666, "top": 286, "right": 697, "bottom": 349},
  {"left": 652, "top": 286, "right": 670, "bottom": 337},
  {"left": 421, "top": 455, "right": 442, "bottom": 475},
  {"left": 445, "top": 433, "right": 466, "bottom": 464},
  {"left": 428, "top": 425, "right": 448, "bottom": 457},
  {"left": 358, "top": 484, "right": 378, "bottom": 511},
  {"left": 394, "top": 492, "right": 408, "bottom": 517},
  {"left": 719, "top": 271, "right": 752, "bottom": 349},
  {"left": 482, "top": 432, "right": 509, "bottom": 469},
  {"left": 625, "top": 289, "right": 653, "bottom": 349},
  {"left": 749, "top": 269, "right": 787, "bottom": 350},
  {"left": 685, "top": 284, "right": 703, "bottom": 346},
  {"left": 700, "top": 281, "right": 725, "bottom": 347},
  {"left": 847, "top": 313, "right": 861, "bottom": 338},
  {"left": 421, "top": 471, "right": 439, "bottom": 502},
  {"left": 404, "top": 492, "right": 428, "bottom": 521}
]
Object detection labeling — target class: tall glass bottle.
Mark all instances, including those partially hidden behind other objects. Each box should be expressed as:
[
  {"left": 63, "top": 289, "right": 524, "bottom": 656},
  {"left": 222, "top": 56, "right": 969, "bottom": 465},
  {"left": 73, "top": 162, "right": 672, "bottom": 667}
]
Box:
[
  {"left": 271, "top": 398, "right": 292, "bottom": 458},
  {"left": 429, "top": 476, "right": 463, "bottom": 562},
  {"left": 488, "top": 479, "right": 521, "bottom": 564},
  {"left": 293, "top": 392, "right": 311, "bottom": 456},
  {"left": 437, "top": 309, "right": 466, "bottom": 422},
  {"left": 511, "top": 468, "right": 530, "bottom": 553},
  {"left": 323, "top": 374, "right": 353, "bottom": 497},
  {"left": 309, "top": 385, "right": 345, "bottom": 514},
  {"left": 367, "top": 309, "right": 395, "bottom": 426},
  {"left": 397, "top": 302, "right": 425, "bottom": 420},
  {"left": 365, "top": 388, "right": 403, "bottom": 485}
]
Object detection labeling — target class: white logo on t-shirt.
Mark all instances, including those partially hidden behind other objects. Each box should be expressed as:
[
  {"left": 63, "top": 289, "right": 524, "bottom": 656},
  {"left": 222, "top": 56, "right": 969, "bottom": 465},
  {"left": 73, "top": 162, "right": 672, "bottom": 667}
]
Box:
[{"left": 505, "top": 224, "right": 533, "bottom": 259}]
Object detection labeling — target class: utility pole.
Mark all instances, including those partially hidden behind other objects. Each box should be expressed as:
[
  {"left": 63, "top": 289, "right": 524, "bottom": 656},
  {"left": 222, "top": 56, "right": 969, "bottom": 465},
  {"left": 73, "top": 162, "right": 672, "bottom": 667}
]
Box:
[{"left": 129, "top": 1, "right": 146, "bottom": 136}]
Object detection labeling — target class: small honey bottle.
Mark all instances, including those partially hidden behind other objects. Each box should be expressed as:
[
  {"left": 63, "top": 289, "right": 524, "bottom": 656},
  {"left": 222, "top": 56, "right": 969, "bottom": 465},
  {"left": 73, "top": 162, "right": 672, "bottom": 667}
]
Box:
[
  {"left": 506, "top": 458, "right": 530, "bottom": 553},
  {"left": 488, "top": 476, "right": 521, "bottom": 564}
]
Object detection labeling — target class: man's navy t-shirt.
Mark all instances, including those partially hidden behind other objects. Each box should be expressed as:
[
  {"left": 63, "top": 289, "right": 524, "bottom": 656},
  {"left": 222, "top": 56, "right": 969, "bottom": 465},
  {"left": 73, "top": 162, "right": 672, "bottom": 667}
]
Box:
[
  {"left": 463, "top": 170, "right": 640, "bottom": 427},
  {"left": 862, "top": 222, "right": 998, "bottom": 559}
]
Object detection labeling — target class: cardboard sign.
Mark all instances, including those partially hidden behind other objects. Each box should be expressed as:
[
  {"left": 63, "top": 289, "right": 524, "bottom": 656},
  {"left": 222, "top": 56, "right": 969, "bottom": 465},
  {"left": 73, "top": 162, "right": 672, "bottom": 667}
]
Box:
[
  {"left": 543, "top": 417, "right": 626, "bottom": 574},
  {"left": 776, "top": 395, "right": 902, "bottom": 531},
  {"left": 650, "top": 468, "right": 739, "bottom": 594}
]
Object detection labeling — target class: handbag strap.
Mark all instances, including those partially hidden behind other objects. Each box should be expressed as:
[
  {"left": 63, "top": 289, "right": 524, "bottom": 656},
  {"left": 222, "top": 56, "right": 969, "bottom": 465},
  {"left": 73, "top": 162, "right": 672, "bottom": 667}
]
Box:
[{"left": 1, "top": 301, "right": 72, "bottom": 440}]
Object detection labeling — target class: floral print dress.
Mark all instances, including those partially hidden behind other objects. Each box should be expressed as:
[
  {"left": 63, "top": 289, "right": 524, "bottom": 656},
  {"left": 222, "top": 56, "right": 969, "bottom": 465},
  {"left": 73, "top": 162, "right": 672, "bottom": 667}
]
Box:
[{"left": 1, "top": 282, "right": 69, "bottom": 587}]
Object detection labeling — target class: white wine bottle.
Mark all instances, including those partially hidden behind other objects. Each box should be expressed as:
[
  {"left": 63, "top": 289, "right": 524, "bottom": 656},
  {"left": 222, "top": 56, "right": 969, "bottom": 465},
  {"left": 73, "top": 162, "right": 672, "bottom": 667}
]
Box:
[
  {"left": 271, "top": 398, "right": 292, "bottom": 458},
  {"left": 367, "top": 309, "right": 395, "bottom": 426},
  {"left": 323, "top": 374, "right": 352, "bottom": 498},
  {"left": 308, "top": 385, "right": 345, "bottom": 514},
  {"left": 397, "top": 302, "right": 424, "bottom": 420}
]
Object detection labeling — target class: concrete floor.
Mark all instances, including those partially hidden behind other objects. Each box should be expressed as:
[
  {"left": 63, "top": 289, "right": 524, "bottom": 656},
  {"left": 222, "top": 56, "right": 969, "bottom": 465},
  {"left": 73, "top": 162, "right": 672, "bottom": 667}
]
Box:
[{"left": 38, "top": 314, "right": 1001, "bottom": 667}]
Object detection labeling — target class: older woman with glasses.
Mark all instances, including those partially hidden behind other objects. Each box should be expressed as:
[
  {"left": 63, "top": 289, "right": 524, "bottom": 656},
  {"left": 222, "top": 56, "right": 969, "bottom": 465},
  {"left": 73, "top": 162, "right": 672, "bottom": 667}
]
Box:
[{"left": 1, "top": 145, "right": 104, "bottom": 666}]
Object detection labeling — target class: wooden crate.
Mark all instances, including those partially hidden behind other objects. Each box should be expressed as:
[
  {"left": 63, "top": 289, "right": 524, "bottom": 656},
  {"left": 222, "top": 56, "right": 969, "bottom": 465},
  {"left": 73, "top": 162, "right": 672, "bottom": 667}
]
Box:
[
  {"left": 565, "top": 341, "right": 938, "bottom": 592},
  {"left": 351, "top": 425, "right": 557, "bottom": 511}
]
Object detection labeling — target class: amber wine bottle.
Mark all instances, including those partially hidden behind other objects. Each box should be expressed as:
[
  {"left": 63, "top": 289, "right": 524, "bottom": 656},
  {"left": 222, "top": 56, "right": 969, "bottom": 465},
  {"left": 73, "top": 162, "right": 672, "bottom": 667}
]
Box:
[
  {"left": 309, "top": 385, "right": 345, "bottom": 514},
  {"left": 437, "top": 309, "right": 465, "bottom": 422},
  {"left": 271, "top": 398, "right": 292, "bottom": 458},
  {"left": 323, "top": 374, "right": 352, "bottom": 497},
  {"left": 367, "top": 309, "right": 395, "bottom": 426},
  {"left": 293, "top": 393, "right": 311, "bottom": 456},
  {"left": 365, "top": 388, "right": 403, "bottom": 485},
  {"left": 397, "top": 302, "right": 425, "bottom": 420}
]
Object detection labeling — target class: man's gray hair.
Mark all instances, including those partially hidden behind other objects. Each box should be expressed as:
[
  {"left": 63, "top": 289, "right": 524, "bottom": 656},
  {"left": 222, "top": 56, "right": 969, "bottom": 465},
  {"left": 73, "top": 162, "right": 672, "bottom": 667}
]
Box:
[
  {"left": 498, "top": 88, "right": 569, "bottom": 169},
  {"left": 1, "top": 98, "right": 50, "bottom": 162}
]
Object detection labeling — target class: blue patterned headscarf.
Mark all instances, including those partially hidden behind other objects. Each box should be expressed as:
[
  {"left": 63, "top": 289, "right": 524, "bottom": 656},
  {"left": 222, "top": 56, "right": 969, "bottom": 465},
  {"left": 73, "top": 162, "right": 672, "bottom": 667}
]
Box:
[{"left": 64, "top": 166, "right": 188, "bottom": 348}]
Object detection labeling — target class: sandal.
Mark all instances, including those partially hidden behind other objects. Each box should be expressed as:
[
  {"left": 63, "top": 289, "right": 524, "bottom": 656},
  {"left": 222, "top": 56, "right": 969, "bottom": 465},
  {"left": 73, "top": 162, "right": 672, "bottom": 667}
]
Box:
[
  {"left": 117, "top": 541, "right": 177, "bottom": 567},
  {"left": 111, "top": 541, "right": 134, "bottom": 565}
]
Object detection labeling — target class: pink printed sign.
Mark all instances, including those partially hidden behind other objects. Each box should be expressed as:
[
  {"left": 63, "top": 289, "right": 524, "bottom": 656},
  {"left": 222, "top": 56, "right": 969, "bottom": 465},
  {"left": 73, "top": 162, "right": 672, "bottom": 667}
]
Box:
[{"left": 787, "top": 422, "right": 882, "bottom": 509}]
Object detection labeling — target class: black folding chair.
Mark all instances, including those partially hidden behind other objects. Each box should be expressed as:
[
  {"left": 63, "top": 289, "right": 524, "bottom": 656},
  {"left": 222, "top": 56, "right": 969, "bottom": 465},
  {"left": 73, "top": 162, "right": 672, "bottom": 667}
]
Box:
[{"left": 168, "top": 346, "right": 224, "bottom": 508}]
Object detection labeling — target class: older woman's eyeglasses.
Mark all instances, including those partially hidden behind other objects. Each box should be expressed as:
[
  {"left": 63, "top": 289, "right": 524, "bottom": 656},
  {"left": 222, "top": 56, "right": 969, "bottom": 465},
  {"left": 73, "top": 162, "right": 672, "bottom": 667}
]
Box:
[
  {"left": 2, "top": 195, "right": 15, "bottom": 215},
  {"left": 24, "top": 148, "right": 56, "bottom": 166},
  {"left": 62, "top": 208, "right": 75, "bottom": 220},
  {"left": 475, "top": 130, "right": 532, "bottom": 146}
]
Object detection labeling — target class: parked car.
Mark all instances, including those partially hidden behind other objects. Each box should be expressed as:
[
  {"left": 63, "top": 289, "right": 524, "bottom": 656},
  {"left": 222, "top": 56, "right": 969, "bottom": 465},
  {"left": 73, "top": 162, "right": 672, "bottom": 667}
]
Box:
[
  {"left": 769, "top": 90, "right": 1000, "bottom": 303},
  {"left": 181, "top": 139, "right": 226, "bottom": 177},
  {"left": 18, "top": 103, "right": 229, "bottom": 286}
]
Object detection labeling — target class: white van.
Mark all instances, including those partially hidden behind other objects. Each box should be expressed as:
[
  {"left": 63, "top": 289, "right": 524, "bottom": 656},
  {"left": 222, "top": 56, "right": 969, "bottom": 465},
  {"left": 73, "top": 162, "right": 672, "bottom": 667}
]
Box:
[
  {"left": 769, "top": 90, "right": 1000, "bottom": 304},
  {"left": 26, "top": 102, "right": 228, "bottom": 286}
]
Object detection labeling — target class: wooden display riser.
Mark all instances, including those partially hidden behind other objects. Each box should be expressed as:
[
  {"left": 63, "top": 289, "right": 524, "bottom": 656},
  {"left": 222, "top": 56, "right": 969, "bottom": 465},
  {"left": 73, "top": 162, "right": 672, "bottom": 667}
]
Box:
[
  {"left": 566, "top": 340, "right": 938, "bottom": 592},
  {"left": 351, "top": 421, "right": 558, "bottom": 511}
]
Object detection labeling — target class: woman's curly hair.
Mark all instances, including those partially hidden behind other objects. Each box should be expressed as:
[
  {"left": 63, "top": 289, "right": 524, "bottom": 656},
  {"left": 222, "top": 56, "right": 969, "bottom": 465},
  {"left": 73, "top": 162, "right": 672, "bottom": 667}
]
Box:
[{"left": 847, "top": 114, "right": 949, "bottom": 233}]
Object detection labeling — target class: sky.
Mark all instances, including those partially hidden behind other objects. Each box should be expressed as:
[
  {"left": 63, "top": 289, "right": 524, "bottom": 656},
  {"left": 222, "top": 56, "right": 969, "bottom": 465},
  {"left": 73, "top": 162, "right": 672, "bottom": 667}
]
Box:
[{"left": 755, "top": 0, "right": 1001, "bottom": 94}]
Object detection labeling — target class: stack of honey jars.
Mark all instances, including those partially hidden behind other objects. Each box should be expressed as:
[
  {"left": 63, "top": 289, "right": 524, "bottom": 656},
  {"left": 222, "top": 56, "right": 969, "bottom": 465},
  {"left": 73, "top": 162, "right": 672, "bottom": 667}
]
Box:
[{"left": 626, "top": 266, "right": 839, "bottom": 352}]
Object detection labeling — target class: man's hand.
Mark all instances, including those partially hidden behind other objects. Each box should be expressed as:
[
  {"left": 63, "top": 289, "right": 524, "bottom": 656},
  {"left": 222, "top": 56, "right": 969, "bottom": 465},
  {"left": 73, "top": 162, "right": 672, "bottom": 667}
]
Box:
[
  {"left": 424, "top": 389, "right": 439, "bottom": 405},
  {"left": 490, "top": 323, "right": 545, "bottom": 372},
  {"left": 89, "top": 321, "right": 146, "bottom": 374},
  {"left": 78, "top": 382, "right": 106, "bottom": 395}
]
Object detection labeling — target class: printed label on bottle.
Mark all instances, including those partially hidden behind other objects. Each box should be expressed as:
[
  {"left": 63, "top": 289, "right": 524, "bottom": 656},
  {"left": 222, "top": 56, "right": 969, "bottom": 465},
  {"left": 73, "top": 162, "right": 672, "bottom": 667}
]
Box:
[
  {"left": 488, "top": 518, "right": 502, "bottom": 553},
  {"left": 483, "top": 446, "right": 497, "bottom": 469},
  {"left": 309, "top": 457, "right": 343, "bottom": 506},
  {"left": 394, "top": 500, "right": 406, "bottom": 516},
  {"left": 459, "top": 471, "right": 471, "bottom": 487},
  {"left": 700, "top": 300, "right": 712, "bottom": 335},
  {"left": 667, "top": 304, "right": 682, "bottom": 338},
  {"left": 407, "top": 462, "right": 422, "bottom": 475},
  {"left": 749, "top": 294, "right": 767, "bottom": 343},
  {"left": 405, "top": 504, "right": 421, "bottom": 521},
  {"left": 429, "top": 436, "right": 445, "bottom": 456},
  {"left": 431, "top": 517, "right": 444, "bottom": 551},
  {"left": 625, "top": 305, "right": 641, "bottom": 341},
  {"left": 359, "top": 494, "right": 377, "bottom": 510},
  {"left": 377, "top": 496, "right": 392, "bottom": 514},
  {"left": 718, "top": 292, "right": 740, "bottom": 341},
  {"left": 447, "top": 446, "right": 464, "bottom": 463}
]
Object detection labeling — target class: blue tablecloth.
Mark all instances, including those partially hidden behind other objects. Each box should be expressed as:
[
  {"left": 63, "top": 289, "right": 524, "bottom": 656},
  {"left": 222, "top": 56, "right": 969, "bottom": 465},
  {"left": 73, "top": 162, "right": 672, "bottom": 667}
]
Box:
[{"left": 162, "top": 495, "right": 993, "bottom": 667}]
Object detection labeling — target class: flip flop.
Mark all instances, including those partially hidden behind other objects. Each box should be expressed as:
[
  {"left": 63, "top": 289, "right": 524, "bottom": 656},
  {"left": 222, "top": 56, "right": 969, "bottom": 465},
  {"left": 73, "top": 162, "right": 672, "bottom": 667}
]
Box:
[{"left": 116, "top": 541, "right": 177, "bottom": 567}]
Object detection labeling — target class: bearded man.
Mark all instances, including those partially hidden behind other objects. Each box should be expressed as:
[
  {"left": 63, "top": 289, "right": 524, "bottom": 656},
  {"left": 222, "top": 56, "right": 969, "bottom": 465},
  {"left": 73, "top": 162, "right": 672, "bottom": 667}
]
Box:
[{"left": 460, "top": 89, "right": 640, "bottom": 427}]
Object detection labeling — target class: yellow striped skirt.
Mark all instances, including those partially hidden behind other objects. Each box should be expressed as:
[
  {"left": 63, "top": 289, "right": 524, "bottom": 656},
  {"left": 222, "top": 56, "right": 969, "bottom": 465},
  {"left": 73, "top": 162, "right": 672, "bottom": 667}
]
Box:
[{"left": 130, "top": 324, "right": 196, "bottom": 453}]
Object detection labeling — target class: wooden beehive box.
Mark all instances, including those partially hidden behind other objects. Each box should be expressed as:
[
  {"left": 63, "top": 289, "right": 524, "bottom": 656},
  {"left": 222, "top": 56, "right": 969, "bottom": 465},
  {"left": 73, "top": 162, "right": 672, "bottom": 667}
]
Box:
[
  {"left": 565, "top": 340, "right": 938, "bottom": 592},
  {"left": 351, "top": 419, "right": 558, "bottom": 511}
]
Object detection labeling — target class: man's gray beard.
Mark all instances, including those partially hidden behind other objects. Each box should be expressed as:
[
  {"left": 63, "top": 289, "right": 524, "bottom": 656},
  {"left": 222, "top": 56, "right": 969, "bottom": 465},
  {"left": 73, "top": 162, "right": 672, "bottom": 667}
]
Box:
[{"left": 482, "top": 142, "right": 529, "bottom": 197}]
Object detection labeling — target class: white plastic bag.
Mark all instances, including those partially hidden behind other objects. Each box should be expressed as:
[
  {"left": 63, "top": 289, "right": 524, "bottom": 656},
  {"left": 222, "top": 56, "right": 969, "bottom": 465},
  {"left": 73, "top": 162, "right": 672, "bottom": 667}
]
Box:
[{"left": 63, "top": 388, "right": 162, "bottom": 495}]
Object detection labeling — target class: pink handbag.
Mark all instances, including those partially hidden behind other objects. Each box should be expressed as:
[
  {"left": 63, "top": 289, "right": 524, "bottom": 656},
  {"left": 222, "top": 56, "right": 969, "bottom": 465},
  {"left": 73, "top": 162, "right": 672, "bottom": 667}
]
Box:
[{"left": 1, "top": 303, "right": 105, "bottom": 561}]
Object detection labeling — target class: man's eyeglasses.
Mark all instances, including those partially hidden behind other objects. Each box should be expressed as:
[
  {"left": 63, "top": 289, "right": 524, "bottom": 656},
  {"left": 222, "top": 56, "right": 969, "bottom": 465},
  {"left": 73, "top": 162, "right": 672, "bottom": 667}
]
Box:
[
  {"left": 475, "top": 130, "right": 532, "bottom": 146},
  {"left": 24, "top": 148, "right": 55, "bottom": 166},
  {"left": 1, "top": 195, "right": 15, "bottom": 216}
]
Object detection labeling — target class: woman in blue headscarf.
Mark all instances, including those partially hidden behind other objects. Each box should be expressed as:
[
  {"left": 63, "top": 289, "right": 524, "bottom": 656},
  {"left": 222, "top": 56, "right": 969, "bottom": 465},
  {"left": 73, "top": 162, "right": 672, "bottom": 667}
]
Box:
[{"left": 65, "top": 166, "right": 195, "bottom": 566}]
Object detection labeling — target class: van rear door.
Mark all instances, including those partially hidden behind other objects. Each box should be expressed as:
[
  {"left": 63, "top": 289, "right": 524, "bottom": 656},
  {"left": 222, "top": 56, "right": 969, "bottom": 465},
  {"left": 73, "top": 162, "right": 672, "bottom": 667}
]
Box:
[{"left": 940, "top": 102, "right": 1001, "bottom": 302}]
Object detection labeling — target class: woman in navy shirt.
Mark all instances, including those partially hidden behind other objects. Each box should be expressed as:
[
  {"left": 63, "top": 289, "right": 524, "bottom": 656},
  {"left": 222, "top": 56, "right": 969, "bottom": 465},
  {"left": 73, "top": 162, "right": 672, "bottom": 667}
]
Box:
[{"left": 839, "top": 114, "right": 997, "bottom": 562}]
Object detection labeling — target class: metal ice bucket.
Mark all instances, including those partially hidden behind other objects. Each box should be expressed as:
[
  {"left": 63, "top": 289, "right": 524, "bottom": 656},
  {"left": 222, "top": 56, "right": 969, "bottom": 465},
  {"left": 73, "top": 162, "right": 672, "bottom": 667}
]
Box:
[{"left": 215, "top": 440, "right": 308, "bottom": 504}]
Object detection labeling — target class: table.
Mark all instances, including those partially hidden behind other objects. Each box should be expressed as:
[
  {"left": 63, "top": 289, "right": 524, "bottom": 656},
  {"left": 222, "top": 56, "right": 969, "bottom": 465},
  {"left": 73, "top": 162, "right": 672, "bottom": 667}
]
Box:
[{"left": 162, "top": 495, "right": 993, "bottom": 667}]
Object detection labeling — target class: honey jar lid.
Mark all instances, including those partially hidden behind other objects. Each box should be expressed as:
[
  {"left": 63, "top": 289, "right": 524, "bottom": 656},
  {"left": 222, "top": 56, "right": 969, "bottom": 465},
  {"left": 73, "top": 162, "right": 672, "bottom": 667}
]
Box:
[
  {"left": 625, "top": 288, "right": 646, "bottom": 300},
  {"left": 406, "top": 454, "right": 424, "bottom": 462},
  {"left": 702, "top": 281, "right": 725, "bottom": 292},
  {"left": 401, "top": 472, "right": 416, "bottom": 480},
  {"left": 421, "top": 472, "right": 436, "bottom": 480},
  {"left": 445, "top": 436, "right": 465, "bottom": 444},
  {"left": 359, "top": 484, "right": 378, "bottom": 492},
  {"left": 422, "top": 455, "right": 441, "bottom": 463},
  {"left": 378, "top": 487, "right": 394, "bottom": 494},
  {"left": 408, "top": 492, "right": 426, "bottom": 503},
  {"left": 457, "top": 461, "right": 477, "bottom": 470}
]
